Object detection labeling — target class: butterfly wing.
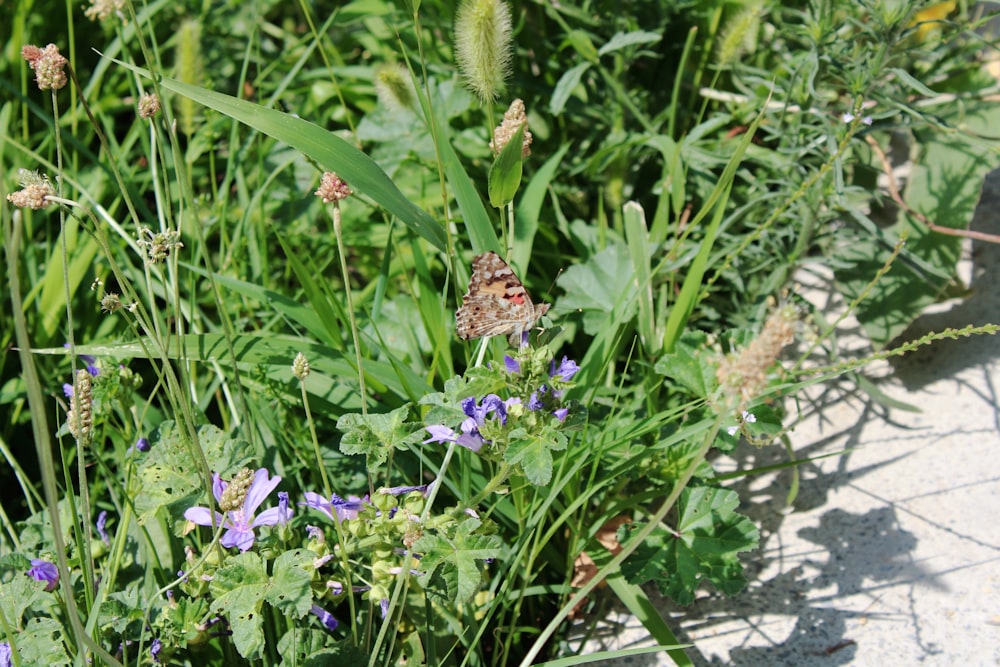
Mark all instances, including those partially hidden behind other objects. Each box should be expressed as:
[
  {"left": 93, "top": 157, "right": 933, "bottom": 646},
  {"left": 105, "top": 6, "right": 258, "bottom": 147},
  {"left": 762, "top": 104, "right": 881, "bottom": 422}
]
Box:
[{"left": 456, "top": 252, "right": 548, "bottom": 342}]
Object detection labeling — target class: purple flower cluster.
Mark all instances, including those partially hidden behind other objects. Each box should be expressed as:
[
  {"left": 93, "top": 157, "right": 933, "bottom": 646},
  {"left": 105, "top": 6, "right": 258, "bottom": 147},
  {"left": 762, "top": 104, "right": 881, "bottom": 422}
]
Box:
[{"left": 424, "top": 355, "right": 580, "bottom": 452}]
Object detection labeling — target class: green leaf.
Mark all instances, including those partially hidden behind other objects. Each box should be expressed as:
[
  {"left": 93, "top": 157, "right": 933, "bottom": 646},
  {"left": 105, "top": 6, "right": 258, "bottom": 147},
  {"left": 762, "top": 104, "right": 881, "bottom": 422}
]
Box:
[
  {"left": 7, "top": 617, "right": 71, "bottom": 666},
  {"left": 557, "top": 243, "right": 636, "bottom": 335},
  {"left": 549, "top": 62, "right": 591, "bottom": 114},
  {"left": 621, "top": 486, "right": 759, "bottom": 605},
  {"left": 412, "top": 517, "right": 505, "bottom": 605},
  {"left": 209, "top": 552, "right": 271, "bottom": 660},
  {"left": 654, "top": 331, "right": 714, "bottom": 398},
  {"left": 266, "top": 549, "right": 315, "bottom": 618},
  {"left": 336, "top": 405, "right": 421, "bottom": 469},
  {"left": 598, "top": 30, "right": 662, "bottom": 56},
  {"left": 488, "top": 124, "right": 526, "bottom": 208},
  {"left": 504, "top": 429, "right": 567, "bottom": 486},
  {"left": 834, "top": 102, "right": 1000, "bottom": 344}
]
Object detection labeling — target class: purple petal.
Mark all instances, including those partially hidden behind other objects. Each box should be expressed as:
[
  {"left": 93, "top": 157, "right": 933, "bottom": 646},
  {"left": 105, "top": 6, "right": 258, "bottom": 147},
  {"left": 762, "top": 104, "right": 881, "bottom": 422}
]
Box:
[
  {"left": 242, "top": 469, "right": 281, "bottom": 515},
  {"left": 311, "top": 604, "right": 339, "bottom": 632},
  {"left": 551, "top": 356, "right": 580, "bottom": 382},
  {"left": 276, "top": 491, "right": 291, "bottom": 525},
  {"left": 423, "top": 424, "right": 456, "bottom": 444},
  {"left": 96, "top": 510, "right": 110, "bottom": 545},
  {"left": 504, "top": 355, "right": 521, "bottom": 373},
  {"left": 456, "top": 432, "right": 484, "bottom": 453},
  {"left": 150, "top": 638, "right": 162, "bottom": 663},
  {"left": 252, "top": 506, "right": 287, "bottom": 528},
  {"left": 553, "top": 408, "right": 569, "bottom": 422},
  {"left": 27, "top": 559, "right": 59, "bottom": 590},
  {"left": 220, "top": 526, "right": 256, "bottom": 552},
  {"left": 184, "top": 506, "right": 222, "bottom": 527},
  {"left": 211, "top": 473, "right": 225, "bottom": 502},
  {"left": 379, "top": 484, "right": 428, "bottom": 496}
]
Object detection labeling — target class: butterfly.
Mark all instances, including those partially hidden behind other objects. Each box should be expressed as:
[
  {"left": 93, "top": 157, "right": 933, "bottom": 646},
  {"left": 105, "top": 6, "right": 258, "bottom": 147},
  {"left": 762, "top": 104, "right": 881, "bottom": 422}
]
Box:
[{"left": 455, "top": 251, "right": 550, "bottom": 346}]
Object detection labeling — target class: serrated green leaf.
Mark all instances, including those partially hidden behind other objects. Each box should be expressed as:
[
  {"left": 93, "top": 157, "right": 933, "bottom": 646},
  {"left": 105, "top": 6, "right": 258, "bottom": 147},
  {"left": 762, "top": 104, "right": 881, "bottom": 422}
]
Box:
[
  {"left": 412, "top": 518, "right": 504, "bottom": 605},
  {"left": 267, "top": 549, "right": 315, "bottom": 618},
  {"left": 504, "top": 430, "right": 567, "bottom": 486},
  {"left": 337, "top": 404, "right": 421, "bottom": 469},
  {"left": 557, "top": 243, "right": 636, "bottom": 336},
  {"left": 621, "top": 486, "right": 759, "bottom": 605},
  {"left": 7, "top": 617, "right": 71, "bottom": 666},
  {"left": 209, "top": 552, "right": 271, "bottom": 660}
]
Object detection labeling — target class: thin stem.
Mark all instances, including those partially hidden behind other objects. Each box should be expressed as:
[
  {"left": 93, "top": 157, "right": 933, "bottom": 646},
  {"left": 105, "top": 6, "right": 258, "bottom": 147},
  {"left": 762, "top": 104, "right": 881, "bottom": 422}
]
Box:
[
  {"left": 300, "top": 377, "right": 332, "bottom": 498},
  {"left": 332, "top": 202, "right": 368, "bottom": 416}
]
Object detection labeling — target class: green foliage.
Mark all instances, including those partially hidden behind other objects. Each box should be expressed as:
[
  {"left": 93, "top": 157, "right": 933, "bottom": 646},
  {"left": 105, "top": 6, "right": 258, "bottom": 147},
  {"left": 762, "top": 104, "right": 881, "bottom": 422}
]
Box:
[
  {"left": 337, "top": 405, "right": 422, "bottom": 470},
  {"left": 1, "top": 0, "right": 997, "bottom": 665},
  {"left": 621, "top": 486, "right": 760, "bottom": 606},
  {"left": 412, "top": 516, "right": 506, "bottom": 606}
]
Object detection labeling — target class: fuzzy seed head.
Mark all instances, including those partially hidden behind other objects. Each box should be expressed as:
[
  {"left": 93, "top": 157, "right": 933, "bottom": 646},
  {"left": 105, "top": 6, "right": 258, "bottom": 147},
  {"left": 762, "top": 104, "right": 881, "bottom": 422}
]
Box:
[
  {"left": 100, "top": 293, "right": 123, "bottom": 313},
  {"left": 716, "top": 4, "right": 763, "bottom": 66},
  {"left": 7, "top": 169, "right": 56, "bottom": 209},
  {"left": 374, "top": 64, "right": 417, "bottom": 112},
  {"left": 138, "top": 93, "right": 161, "bottom": 119},
  {"left": 454, "top": 0, "right": 513, "bottom": 102},
  {"left": 85, "top": 0, "right": 126, "bottom": 22},
  {"left": 490, "top": 98, "right": 532, "bottom": 157},
  {"left": 316, "top": 172, "right": 352, "bottom": 203},
  {"left": 22, "top": 44, "right": 68, "bottom": 91},
  {"left": 716, "top": 304, "right": 799, "bottom": 408},
  {"left": 292, "top": 352, "right": 310, "bottom": 380}
]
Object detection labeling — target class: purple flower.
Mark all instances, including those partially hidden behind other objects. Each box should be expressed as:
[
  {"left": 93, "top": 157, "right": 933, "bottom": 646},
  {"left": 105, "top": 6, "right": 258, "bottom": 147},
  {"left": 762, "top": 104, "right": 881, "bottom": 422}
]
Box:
[
  {"left": 27, "top": 558, "right": 59, "bottom": 591},
  {"left": 380, "top": 597, "right": 390, "bottom": 619},
  {"left": 135, "top": 437, "right": 150, "bottom": 452},
  {"left": 183, "top": 469, "right": 288, "bottom": 552},
  {"left": 0, "top": 641, "right": 11, "bottom": 667},
  {"left": 301, "top": 492, "right": 365, "bottom": 523},
  {"left": 276, "top": 492, "right": 292, "bottom": 526},
  {"left": 553, "top": 408, "right": 569, "bottom": 422},
  {"left": 62, "top": 383, "right": 74, "bottom": 398},
  {"left": 311, "top": 604, "right": 339, "bottom": 632},
  {"left": 462, "top": 394, "right": 507, "bottom": 426},
  {"left": 528, "top": 385, "right": 549, "bottom": 411},
  {"left": 150, "top": 638, "right": 162, "bottom": 663},
  {"left": 96, "top": 510, "right": 110, "bottom": 545},
  {"left": 378, "top": 484, "right": 429, "bottom": 496},
  {"left": 504, "top": 355, "right": 521, "bottom": 374},
  {"left": 550, "top": 356, "right": 580, "bottom": 382},
  {"left": 423, "top": 422, "right": 484, "bottom": 453}
]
